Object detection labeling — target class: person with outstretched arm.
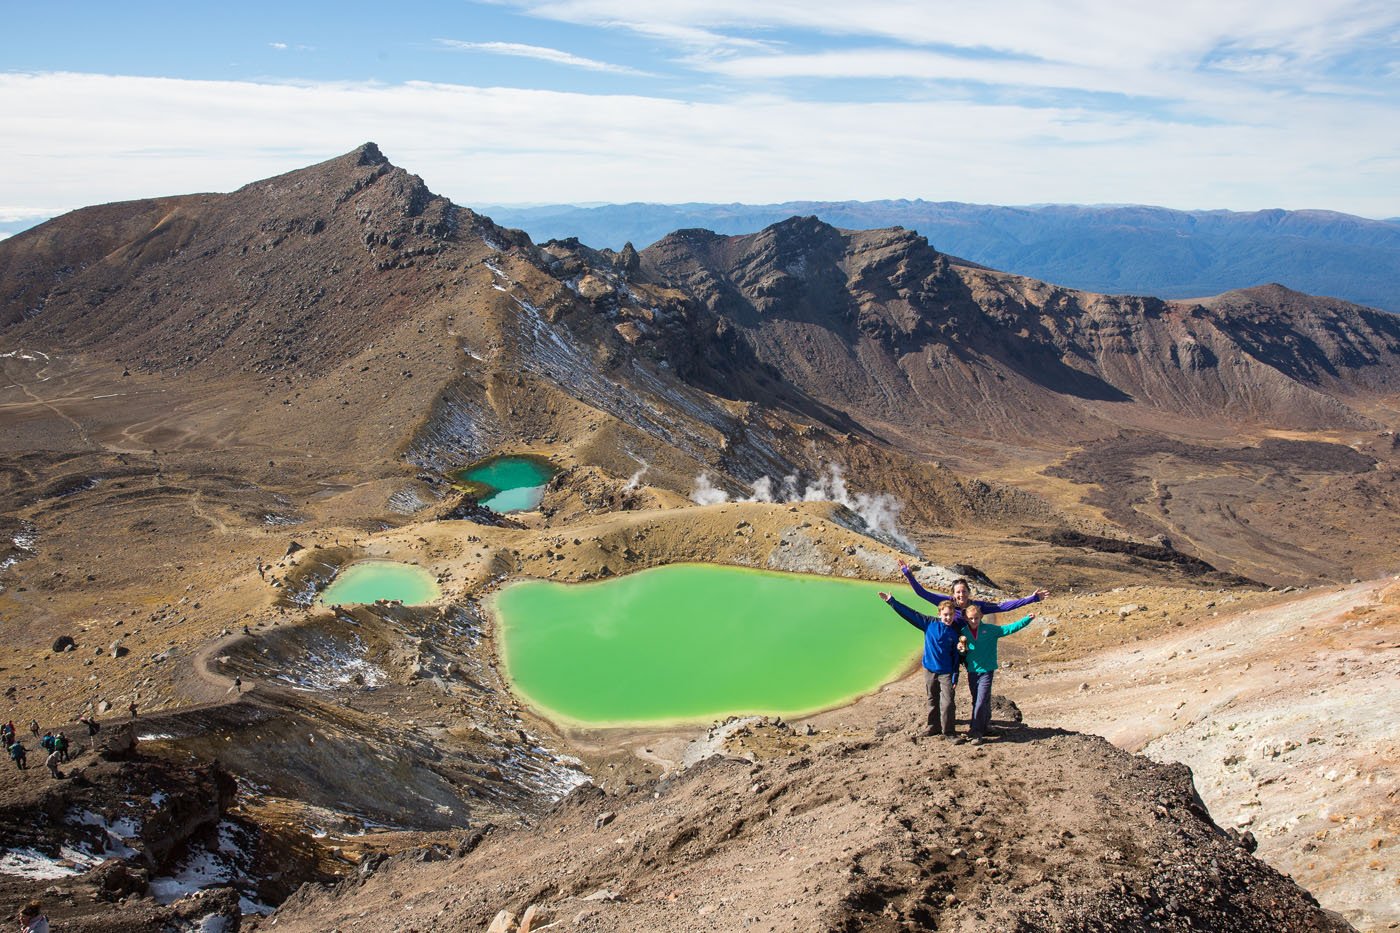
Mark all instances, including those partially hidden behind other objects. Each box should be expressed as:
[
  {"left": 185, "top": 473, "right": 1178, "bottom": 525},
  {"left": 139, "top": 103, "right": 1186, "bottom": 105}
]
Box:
[
  {"left": 878, "top": 592, "right": 966, "bottom": 741},
  {"left": 961, "top": 603, "right": 1033, "bottom": 744},
  {"left": 897, "top": 559, "right": 1048, "bottom": 620}
]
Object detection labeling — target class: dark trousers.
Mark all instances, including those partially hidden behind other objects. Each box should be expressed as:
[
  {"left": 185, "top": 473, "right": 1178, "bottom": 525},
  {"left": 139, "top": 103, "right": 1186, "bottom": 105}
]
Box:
[
  {"left": 966, "top": 671, "right": 995, "bottom": 737},
  {"left": 923, "top": 670, "right": 957, "bottom": 734}
]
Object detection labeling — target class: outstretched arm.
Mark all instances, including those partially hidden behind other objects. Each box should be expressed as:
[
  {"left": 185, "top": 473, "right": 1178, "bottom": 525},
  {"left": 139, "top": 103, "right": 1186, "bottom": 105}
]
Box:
[
  {"left": 897, "top": 559, "right": 948, "bottom": 607},
  {"left": 879, "top": 591, "right": 931, "bottom": 632},
  {"left": 998, "top": 613, "right": 1036, "bottom": 636},
  {"left": 989, "top": 589, "right": 1048, "bottom": 613}
]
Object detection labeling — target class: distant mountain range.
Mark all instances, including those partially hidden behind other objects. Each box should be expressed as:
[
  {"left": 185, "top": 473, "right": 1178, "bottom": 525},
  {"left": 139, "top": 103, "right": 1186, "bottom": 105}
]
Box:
[{"left": 479, "top": 201, "right": 1400, "bottom": 313}]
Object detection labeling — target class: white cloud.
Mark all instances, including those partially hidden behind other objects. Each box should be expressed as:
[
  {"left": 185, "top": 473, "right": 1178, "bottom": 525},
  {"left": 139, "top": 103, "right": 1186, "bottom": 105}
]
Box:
[
  {"left": 506, "top": 1, "right": 1397, "bottom": 66},
  {"left": 269, "top": 42, "right": 288, "bottom": 51},
  {"left": 0, "top": 71, "right": 1396, "bottom": 218},
  {"left": 437, "top": 39, "right": 653, "bottom": 76},
  {"left": 0, "top": 207, "right": 64, "bottom": 224}
]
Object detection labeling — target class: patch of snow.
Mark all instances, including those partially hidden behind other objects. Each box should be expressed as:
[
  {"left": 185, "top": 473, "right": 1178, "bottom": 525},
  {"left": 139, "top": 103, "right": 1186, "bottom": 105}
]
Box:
[
  {"left": 484, "top": 258, "right": 511, "bottom": 283},
  {"left": 150, "top": 820, "right": 271, "bottom": 914},
  {"left": 387, "top": 487, "right": 433, "bottom": 515},
  {"left": 0, "top": 846, "right": 84, "bottom": 874},
  {"left": 273, "top": 635, "right": 388, "bottom": 691},
  {"left": 70, "top": 809, "right": 142, "bottom": 858}
]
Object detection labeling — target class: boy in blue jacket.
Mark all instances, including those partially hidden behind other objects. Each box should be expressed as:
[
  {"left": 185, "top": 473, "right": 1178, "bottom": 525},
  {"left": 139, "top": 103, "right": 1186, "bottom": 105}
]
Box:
[{"left": 879, "top": 592, "right": 965, "bottom": 741}]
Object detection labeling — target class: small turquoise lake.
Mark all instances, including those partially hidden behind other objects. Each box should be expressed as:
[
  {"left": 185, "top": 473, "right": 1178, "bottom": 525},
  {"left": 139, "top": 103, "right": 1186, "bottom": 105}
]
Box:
[
  {"left": 457, "top": 455, "right": 557, "bottom": 513},
  {"left": 319, "top": 561, "right": 440, "bottom": 606},
  {"left": 493, "top": 564, "right": 921, "bottom": 727}
]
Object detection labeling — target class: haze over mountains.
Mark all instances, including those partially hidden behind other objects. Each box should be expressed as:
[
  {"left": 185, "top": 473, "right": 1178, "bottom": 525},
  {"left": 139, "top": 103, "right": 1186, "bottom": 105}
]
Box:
[
  {"left": 2, "top": 145, "right": 1398, "bottom": 930},
  {"left": 483, "top": 200, "right": 1400, "bottom": 313}
]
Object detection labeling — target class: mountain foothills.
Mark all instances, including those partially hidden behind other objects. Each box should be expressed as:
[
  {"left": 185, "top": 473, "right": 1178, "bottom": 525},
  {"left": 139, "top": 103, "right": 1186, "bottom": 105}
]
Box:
[
  {"left": 482, "top": 199, "right": 1400, "bottom": 312},
  {"left": 0, "top": 144, "right": 1395, "bottom": 931}
]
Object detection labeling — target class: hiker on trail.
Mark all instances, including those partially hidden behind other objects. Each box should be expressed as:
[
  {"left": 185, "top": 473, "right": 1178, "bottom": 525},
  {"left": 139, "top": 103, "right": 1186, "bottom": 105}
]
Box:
[
  {"left": 7, "top": 741, "right": 25, "bottom": 771},
  {"left": 81, "top": 716, "right": 100, "bottom": 749},
  {"left": 0, "top": 723, "right": 12, "bottom": 746},
  {"left": 960, "top": 603, "right": 1034, "bottom": 745},
  {"left": 879, "top": 594, "right": 966, "bottom": 741},
  {"left": 53, "top": 733, "right": 69, "bottom": 763},
  {"left": 27, "top": 720, "right": 39, "bottom": 739},
  {"left": 44, "top": 749, "right": 61, "bottom": 779},
  {"left": 38, "top": 732, "right": 54, "bottom": 754},
  {"left": 17, "top": 900, "right": 49, "bottom": 933},
  {"left": 127, "top": 701, "right": 138, "bottom": 720},
  {"left": 897, "top": 560, "right": 1048, "bottom": 621},
  {"left": 230, "top": 676, "right": 242, "bottom": 695}
]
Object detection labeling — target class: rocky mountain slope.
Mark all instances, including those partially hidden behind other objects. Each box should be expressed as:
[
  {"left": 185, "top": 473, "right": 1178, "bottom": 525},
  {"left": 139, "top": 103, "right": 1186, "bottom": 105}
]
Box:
[
  {"left": 5, "top": 145, "right": 1400, "bottom": 584},
  {"left": 1013, "top": 577, "right": 1400, "bottom": 931},
  {"left": 260, "top": 696, "right": 1351, "bottom": 933},
  {"left": 3, "top": 145, "right": 1400, "bottom": 930},
  {"left": 479, "top": 199, "right": 1400, "bottom": 312},
  {"left": 638, "top": 218, "right": 1400, "bottom": 442}
]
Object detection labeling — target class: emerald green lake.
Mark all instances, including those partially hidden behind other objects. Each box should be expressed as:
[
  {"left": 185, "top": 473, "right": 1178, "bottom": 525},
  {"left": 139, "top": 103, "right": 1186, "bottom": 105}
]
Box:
[
  {"left": 319, "top": 561, "right": 440, "bottom": 606},
  {"left": 456, "top": 456, "right": 557, "bottom": 513},
  {"left": 494, "top": 564, "right": 921, "bottom": 726}
]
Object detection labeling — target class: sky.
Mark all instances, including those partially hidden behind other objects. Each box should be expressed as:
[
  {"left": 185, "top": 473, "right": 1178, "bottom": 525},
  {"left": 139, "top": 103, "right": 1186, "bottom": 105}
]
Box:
[{"left": 2, "top": 0, "right": 1399, "bottom": 236}]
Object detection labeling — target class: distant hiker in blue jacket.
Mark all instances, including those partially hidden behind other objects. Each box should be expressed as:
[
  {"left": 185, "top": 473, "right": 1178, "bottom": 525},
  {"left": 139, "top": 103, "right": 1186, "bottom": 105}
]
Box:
[
  {"left": 897, "top": 559, "right": 1048, "bottom": 621},
  {"left": 961, "top": 603, "right": 1034, "bottom": 744},
  {"left": 879, "top": 593, "right": 966, "bottom": 741}
]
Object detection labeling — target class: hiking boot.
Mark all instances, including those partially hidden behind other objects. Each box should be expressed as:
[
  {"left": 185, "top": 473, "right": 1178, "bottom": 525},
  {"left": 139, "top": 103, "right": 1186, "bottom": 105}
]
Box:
[
  {"left": 921, "top": 726, "right": 938, "bottom": 737},
  {"left": 968, "top": 736, "right": 984, "bottom": 747},
  {"left": 952, "top": 736, "right": 967, "bottom": 745}
]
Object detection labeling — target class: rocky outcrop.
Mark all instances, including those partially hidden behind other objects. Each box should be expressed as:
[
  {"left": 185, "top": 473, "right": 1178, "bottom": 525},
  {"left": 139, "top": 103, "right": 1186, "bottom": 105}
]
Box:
[{"left": 261, "top": 720, "right": 1353, "bottom": 932}]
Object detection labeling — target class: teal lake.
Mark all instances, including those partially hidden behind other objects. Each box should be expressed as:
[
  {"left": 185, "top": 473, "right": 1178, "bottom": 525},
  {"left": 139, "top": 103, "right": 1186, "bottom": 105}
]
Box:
[
  {"left": 319, "top": 561, "right": 441, "bottom": 606},
  {"left": 457, "top": 455, "right": 557, "bottom": 513}
]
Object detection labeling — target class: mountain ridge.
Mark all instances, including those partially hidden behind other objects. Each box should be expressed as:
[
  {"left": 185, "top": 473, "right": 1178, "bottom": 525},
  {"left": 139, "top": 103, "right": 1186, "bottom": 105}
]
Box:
[
  {"left": 6, "top": 143, "right": 1400, "bottom": 585},
  {"left": 479, "top": 199, "right": 1400, "bottom": 312}
]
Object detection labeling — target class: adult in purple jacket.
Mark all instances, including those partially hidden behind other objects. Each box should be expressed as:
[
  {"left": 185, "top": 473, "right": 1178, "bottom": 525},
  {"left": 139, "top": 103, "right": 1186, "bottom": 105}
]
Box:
[{"left": 896, "top": 559, "right": 1048, "bottom": 621}]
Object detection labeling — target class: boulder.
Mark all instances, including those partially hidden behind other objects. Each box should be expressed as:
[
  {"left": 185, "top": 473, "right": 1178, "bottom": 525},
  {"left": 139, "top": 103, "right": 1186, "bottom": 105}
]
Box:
[
  {"left": 52, "top": 634, "right": 76, "bottom": 652},
  {"left": 990, "top": 694, "right": 1023, "bottom": 724},
  {"left": 91, "top": 858, "right": 150, "bottom": 901}
]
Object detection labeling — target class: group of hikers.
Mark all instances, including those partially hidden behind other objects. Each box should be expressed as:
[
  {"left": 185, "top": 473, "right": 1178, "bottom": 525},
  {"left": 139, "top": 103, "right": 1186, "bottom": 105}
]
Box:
[
  {"left": 880, "top": 560, "right": 1047, "bottom": 745},
  {"left": 5, "top": 716, "right": 100, "bottom": 778}
]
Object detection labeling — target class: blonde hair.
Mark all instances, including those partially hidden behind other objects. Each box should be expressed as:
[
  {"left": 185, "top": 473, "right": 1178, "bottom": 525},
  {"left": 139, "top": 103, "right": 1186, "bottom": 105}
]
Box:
[{"left": 963, "top": 603, "right": 984, "bottom": 620}]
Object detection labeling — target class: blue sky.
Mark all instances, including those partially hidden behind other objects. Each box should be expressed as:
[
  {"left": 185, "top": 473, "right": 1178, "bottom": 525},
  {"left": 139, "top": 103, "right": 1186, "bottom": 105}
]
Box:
[{"left": 2, "top": 0, "right": 1399, "bottom": 234}]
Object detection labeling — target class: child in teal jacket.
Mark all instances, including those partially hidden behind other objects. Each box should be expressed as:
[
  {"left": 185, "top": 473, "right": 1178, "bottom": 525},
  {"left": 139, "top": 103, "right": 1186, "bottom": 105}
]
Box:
[{"left": 961, "top": 603, "right": 1034, "bottom": 743}]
